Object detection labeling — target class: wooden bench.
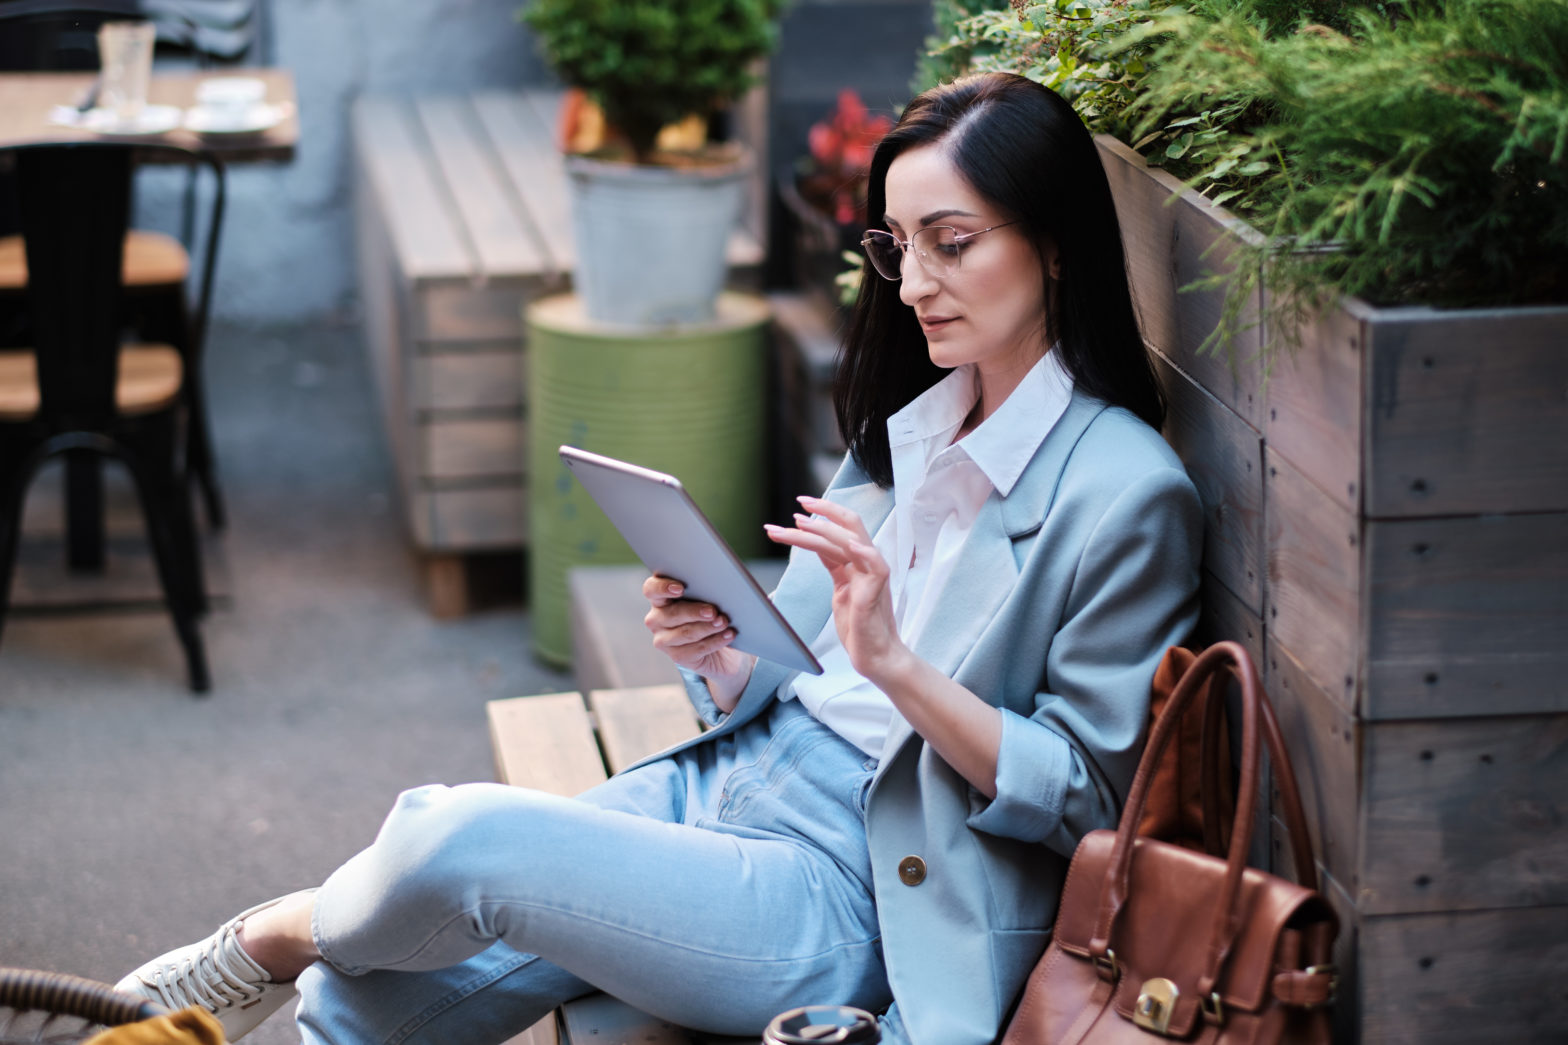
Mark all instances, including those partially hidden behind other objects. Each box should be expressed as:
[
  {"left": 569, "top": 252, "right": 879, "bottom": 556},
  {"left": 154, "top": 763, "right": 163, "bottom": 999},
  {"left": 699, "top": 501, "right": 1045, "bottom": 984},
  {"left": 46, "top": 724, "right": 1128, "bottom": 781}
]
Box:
[
  {"left": 351, "top": 90, "right": 767, "bottom": 616},
  {"left": 488, "top": 685, "right": 759, "bottom": 1045}
]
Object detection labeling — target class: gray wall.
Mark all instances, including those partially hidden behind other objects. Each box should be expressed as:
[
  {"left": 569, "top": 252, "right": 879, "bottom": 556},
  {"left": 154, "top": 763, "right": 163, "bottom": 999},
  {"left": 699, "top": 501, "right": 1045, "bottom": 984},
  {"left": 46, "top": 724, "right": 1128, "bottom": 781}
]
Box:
[{"left": 145, "top": 0, "right": 931, "bottom": 325}]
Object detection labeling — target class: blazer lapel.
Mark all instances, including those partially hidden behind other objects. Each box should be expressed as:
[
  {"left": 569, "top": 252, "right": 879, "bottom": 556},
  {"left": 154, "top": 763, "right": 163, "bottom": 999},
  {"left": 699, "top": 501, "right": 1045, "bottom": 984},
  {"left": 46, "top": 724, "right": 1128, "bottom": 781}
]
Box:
[
  {"left": 878, "top": 389, "right": 1109, "bottom": 761},
  {"left": 727, "top": 473, "right": 895, "bottom": 726}
]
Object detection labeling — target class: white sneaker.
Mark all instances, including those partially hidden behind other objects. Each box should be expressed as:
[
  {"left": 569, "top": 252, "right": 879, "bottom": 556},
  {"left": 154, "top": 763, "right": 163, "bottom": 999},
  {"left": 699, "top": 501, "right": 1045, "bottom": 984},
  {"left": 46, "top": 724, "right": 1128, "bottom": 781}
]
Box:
[{"left": 116, "top": 894, "right": 306, "bottom": 1041}]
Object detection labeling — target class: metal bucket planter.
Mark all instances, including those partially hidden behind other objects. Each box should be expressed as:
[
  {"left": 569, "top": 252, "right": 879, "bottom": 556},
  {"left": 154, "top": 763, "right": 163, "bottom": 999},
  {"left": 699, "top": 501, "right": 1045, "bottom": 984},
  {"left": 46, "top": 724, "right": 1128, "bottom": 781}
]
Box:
[
  {"left": 525, "top": 291, "right": 772, "bottom": 667},
  {"left": 566, "top": 148, "right": 751, "bottom": 327},
  {"left": 1096, "top": 133, "right": 1568, "bottom": 1044}
]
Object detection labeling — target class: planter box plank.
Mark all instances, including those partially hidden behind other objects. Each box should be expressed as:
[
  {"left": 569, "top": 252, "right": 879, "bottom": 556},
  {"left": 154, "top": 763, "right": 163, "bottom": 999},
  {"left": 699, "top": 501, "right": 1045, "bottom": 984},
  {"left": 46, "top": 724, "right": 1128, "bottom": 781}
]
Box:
[
  {"left": 1097, "top": 135, "right": 1265, "bottom": 427},
  {"left": 1266, "top": 301, "right": 1364, "bottom": 515},
  {"left": 1099, "top": 134, "right": 1181, "bottom": 356},
  {"left": 1366, "top": 511, "right": 1568, "bottom": 719},
  {"left": 420, "top": 415, "right": 527, "bottom": 481},
  {"left": 1361, "top": 304, "right": 1568, "bottom": 518},
  {"left": 414, "top": 350, "right": 526, "bottom": 413},
  {"left": 411, "top": 485, "right": 526, "bottom": 551},
  {"left": 415, "top": 97, "right": 547, "bottom": 278},
  {"left": 1360, "top": 709, "right": 1568, "bottom": 916},
  {"left": 1155, "top": 349, "right": 1264, "bottom": 615},
  {"left": 472, "top": 89, "right": 575, "bottom": 275},
  {"left": 1270, "top": 637, "right": 1568, "bottom": 916},
  {"left": 353, "top": 98, "right": 470, "bottom": 280},
  {"left": 414, "top": 279, "right": 548, "bottom": 344},
  {"left": 1195, "top": 569, "right": 1263, "bottom": 665},
  {"left": 1265, "top": 447, "right": 1361, "bottom": 716},
  {"left": 1169, "top": 189, "right": 1265, "bottom": 427},
  {"left": 1265, "top": 639, "right": 1360, "bottom": 901},
  {"left": 1357, "top": 902, "right": 1568, "bottom": 1045}
]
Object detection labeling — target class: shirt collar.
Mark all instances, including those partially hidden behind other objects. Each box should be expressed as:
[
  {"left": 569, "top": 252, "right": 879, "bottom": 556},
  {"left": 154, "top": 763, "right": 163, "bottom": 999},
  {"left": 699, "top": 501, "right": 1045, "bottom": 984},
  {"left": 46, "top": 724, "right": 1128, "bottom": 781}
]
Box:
[
  {"left": 960, "top": 348, "right": 1074, "bottom": 497},
  {"left": 885, "top": 349, "right": 1075, "bottom": 497}
]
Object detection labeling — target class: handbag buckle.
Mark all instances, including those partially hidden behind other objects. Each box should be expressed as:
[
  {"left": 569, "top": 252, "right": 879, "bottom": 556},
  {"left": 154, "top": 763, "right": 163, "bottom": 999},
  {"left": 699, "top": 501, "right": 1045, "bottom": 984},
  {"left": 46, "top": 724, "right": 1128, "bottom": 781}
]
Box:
[
  {"left": 1201, "top": 991, "right": 1226, "bottom": 1025},
  {"left": 1091, "top": 949, "right": 1119, "bottom": 981},
  {"left": 1131, "top": 978, "right": 1179, "bottom": 1036},
  {"left": 1305, "top": 964, "right": 1340, "bottom": 1007}
]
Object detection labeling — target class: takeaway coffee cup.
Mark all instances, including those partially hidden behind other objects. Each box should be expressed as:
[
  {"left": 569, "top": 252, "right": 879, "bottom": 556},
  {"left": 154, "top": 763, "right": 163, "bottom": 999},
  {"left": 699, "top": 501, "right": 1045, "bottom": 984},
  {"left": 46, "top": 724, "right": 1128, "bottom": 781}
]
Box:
[{"left": 762, "top": 1006, "right": 880, "bottom": 1045}]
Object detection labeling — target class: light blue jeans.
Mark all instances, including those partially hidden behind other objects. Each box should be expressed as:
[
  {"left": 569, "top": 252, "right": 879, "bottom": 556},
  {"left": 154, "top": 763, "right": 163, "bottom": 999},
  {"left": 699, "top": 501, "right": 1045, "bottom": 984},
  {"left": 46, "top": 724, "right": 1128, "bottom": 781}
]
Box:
[{"left": 293, "top": 699, "right": 895, "bottom": 1044}]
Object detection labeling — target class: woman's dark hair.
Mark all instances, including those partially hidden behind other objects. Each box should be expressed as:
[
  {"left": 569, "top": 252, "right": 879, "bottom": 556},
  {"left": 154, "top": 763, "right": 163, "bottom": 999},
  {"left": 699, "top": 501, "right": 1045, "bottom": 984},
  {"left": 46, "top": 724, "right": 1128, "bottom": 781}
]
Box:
[{"left": 834, "top": 72, "right": 1165, "bottom": 487}]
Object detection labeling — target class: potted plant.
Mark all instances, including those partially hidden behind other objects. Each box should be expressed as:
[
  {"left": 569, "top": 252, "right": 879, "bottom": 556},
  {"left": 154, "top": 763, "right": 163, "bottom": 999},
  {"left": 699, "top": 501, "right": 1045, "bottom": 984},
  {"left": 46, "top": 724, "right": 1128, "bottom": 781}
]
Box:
[
  {"left": 520, "top": 0, "right": 784, "bottom": 326},
  {"left": 779, "top": 89, "right": 893, "bottom": 310}
]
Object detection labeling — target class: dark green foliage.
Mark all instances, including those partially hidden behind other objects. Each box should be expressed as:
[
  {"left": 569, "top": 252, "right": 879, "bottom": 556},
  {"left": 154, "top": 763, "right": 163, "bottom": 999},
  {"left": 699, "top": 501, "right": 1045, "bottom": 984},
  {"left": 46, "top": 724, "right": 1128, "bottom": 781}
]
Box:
[
  {"left": 1126, "top": 0, "right": 1568, "bottom": 359},
  {"left": 520, "top": 0, "right": 783, "bottom": 163}
]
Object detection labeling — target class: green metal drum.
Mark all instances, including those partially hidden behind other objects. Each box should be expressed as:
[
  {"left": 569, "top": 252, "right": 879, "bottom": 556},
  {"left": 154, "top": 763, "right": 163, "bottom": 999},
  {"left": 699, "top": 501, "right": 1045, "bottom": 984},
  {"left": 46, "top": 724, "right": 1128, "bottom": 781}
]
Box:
[{"left": 526, "top": 291, "right": 773, "bottom": 667}]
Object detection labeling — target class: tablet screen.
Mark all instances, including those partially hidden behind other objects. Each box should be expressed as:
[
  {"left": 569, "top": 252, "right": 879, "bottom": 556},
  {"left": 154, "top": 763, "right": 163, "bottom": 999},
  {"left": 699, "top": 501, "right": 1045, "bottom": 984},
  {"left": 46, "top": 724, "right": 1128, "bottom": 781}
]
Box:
[{"left": 559, "top": 446, "right": 823, "bottom": 675}]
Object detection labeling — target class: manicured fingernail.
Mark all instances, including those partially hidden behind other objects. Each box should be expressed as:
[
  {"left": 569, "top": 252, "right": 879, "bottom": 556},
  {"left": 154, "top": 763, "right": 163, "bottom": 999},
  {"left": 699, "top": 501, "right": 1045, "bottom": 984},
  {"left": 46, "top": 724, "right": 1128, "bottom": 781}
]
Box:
[
  {"left": 712, "top": 617, "right": 726, "bottom": 629},
  {"left": 667, "top": 583, "right": 682, "bottom": 595}
]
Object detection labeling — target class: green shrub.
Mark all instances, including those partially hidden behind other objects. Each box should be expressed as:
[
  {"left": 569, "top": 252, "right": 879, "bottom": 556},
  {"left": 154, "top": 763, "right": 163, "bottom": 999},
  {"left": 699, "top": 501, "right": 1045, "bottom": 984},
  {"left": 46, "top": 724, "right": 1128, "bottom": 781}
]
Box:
[
  {"left": 1125, "top": 0, "right": 1568, "bottom": 358},
  {"left": 520, "top": 0, "right": 783, "bottom": 163}
]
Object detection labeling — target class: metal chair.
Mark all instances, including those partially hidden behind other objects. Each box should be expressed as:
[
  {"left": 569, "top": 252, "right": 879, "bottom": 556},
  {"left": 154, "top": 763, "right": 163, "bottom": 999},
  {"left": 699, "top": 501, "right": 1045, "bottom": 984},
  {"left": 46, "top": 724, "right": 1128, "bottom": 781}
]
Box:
[
  {"left": 0, "top": 1, "right": 231, "bottom": 529},
  {"left": 0, "top": 141, "right": 217, "bottom": 692},
  {"left": 0, "top": 966, "right": 170, "bottom": 1045}
]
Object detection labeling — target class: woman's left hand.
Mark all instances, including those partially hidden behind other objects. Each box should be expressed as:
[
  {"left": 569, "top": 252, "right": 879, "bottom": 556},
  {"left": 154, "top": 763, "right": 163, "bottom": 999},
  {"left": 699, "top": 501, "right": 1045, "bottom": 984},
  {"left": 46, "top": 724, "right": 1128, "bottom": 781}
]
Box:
[{"left": 764, "top": 495, "right": 910, "bottom": 682}]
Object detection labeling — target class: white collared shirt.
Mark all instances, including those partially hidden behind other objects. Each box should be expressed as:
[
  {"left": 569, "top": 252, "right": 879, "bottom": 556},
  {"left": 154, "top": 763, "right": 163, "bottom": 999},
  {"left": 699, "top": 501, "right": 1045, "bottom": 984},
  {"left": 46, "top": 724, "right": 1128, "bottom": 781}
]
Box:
[{"left": 781, "top": 350, "right": 1075, "bottom": 758}]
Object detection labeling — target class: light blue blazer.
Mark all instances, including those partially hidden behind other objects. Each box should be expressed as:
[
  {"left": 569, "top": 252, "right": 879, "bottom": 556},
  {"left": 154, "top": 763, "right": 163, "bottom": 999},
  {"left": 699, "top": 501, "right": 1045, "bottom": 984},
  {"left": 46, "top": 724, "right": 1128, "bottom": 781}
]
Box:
[{"left": 653, "top": 388, "right": 1203, "bottom": 1045}]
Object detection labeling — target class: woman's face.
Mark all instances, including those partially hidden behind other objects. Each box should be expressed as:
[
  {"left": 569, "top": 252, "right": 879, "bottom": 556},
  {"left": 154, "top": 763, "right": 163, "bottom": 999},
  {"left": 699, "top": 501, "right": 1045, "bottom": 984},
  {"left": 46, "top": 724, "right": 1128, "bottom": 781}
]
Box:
[{"left": 882, "top": 143, "right": 1056, "bottom": 378}]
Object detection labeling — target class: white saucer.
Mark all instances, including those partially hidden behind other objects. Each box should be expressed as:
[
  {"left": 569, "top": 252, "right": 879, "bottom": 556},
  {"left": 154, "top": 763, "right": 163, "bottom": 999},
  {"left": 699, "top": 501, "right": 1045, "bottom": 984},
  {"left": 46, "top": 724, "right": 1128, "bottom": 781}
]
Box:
[
  {"left": 78, "top": 104, "right": 183, "bottom": 136},
  {"left": 183, "top": 101, "right": 292, "bottom": 137}
]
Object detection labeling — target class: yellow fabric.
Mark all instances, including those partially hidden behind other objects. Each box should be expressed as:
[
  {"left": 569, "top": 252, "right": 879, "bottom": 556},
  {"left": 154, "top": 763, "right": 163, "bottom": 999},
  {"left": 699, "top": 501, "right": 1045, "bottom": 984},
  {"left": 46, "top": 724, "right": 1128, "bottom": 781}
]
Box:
[{"left": 83, "top": 1006, "right": 227, "bottom": 1045}]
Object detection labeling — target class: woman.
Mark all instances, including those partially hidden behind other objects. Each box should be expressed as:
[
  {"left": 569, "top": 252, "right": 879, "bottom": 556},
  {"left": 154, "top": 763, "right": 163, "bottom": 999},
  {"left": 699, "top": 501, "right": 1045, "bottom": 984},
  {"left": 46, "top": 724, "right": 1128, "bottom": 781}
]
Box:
[{"left": 118, "top": 72, "right": 1202, "bottom": 1045}]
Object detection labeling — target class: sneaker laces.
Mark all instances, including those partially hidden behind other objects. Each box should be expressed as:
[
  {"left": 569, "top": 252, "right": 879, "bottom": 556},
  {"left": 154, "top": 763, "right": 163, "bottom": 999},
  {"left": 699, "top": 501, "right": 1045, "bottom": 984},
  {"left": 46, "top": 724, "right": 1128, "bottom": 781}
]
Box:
[{"left": 144, "top": 921, "right": 273, "bottom": 1013}]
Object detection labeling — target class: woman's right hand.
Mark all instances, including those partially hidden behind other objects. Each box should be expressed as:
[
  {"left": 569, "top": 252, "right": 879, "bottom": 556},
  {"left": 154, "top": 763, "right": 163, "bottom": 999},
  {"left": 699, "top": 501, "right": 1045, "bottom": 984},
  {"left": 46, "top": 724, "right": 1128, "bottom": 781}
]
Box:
[{"left": 642, "top": 575, "right": 756, "bottom": 710}]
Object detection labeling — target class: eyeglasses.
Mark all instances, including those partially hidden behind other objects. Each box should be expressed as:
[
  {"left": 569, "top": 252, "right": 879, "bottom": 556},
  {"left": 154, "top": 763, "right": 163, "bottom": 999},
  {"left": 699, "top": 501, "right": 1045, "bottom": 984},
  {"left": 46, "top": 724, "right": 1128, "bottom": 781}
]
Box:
[{"left": 860, "top": 222, "right": 1017, "bottom": 281}]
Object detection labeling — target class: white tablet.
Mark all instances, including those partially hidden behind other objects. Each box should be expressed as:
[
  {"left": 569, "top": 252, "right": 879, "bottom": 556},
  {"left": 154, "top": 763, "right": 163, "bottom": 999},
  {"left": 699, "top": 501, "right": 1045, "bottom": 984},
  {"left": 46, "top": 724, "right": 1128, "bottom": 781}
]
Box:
[{"left": 559, "top": 446, "right": 823, "bottom": 675}]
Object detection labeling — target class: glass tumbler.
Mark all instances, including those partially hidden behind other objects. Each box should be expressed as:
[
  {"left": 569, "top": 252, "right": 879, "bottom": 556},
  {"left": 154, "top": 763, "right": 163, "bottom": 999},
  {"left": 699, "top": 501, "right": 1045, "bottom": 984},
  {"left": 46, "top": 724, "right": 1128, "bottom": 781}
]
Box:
[{"left": 97, "top": 21, "right": 156, "bottom": 127}]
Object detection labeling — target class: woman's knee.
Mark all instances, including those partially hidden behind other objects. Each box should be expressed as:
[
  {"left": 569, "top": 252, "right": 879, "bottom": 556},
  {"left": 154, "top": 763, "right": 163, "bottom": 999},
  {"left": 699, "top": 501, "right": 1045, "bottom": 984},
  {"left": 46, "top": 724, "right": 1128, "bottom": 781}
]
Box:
[{"left": 369, "top": 783, "right": 551, "bottom": 887}]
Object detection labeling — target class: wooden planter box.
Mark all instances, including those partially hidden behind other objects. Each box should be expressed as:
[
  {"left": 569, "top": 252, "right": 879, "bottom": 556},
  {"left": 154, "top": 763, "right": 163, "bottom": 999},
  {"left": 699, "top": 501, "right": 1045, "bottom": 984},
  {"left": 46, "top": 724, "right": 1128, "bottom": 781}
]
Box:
[{"left": 1098, "top": 134, "right": 1568, "bottom": 1045}]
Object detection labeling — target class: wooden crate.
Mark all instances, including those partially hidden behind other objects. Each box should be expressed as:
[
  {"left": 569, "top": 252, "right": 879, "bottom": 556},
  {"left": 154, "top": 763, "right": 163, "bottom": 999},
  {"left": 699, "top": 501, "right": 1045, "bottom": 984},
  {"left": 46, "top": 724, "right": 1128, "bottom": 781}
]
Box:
[
  {"left": 351, "top": 91, "right": 767, "bottom": 614},
  {"left": 1101, "top": 133, "right": 1568, "bottom": 1043}
]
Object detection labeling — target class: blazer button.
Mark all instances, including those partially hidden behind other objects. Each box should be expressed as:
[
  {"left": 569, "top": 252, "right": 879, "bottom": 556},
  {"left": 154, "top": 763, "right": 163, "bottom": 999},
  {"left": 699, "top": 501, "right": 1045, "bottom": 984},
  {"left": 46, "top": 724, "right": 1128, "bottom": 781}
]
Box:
[{"left": 898, "top": 855, "right": 927, "bottom": 886}]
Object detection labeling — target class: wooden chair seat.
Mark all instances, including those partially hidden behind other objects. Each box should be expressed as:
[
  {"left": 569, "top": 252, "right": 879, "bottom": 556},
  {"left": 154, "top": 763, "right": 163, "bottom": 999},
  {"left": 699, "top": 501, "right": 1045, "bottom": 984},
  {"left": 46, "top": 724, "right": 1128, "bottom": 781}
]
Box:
[
  {"left": 0, "top": 230, "right": 190, "bottom": 289},
  {"left": 0, "top": 344, "right": 184, "bottom": 420}
]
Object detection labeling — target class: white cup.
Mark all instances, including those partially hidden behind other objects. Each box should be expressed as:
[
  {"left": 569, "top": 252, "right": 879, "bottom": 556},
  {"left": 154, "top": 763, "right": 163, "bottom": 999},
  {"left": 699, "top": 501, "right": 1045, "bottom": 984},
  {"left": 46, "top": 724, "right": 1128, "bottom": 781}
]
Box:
[
  {"left": 97, "top": 21, "right": 156, "bottom": 126},
  {"left": 195, "top": 76, "right": 268, "bottom": 126}
]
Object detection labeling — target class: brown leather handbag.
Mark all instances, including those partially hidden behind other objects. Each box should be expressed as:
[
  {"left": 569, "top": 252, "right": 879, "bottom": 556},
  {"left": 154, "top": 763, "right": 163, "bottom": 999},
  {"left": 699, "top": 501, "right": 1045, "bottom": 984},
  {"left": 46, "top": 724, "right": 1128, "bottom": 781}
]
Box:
[{"left": 1000, "top": 642, "right": 1338, "bottom": 1045}]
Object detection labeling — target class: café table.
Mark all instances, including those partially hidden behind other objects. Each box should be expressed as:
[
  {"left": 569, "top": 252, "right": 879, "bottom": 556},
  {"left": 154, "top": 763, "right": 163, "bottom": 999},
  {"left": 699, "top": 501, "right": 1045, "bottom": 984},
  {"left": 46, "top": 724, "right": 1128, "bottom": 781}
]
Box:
[{"left": 0, "top": 65, "right": 298, "bottom": 157}]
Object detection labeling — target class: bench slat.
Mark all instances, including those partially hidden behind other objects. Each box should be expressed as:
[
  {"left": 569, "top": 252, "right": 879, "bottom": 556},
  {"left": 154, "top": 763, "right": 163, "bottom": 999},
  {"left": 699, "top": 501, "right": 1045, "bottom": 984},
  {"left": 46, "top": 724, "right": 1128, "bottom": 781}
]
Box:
[
  {"left": 351, "top": 97, "right": 473, "bottom": 281},
  {"left": 590, "top": 685, "right": 703, "bottom": 773},
  {"left": 487, "top": 692, "right": 608, "bottom": 795},
  {"left": 474, "top": 90, "right": 576, "bottom": 278},
  {"left": 415, "top": 97, "right": 547, "bottom": 279},
  {"left": 560, "top": 993, "right": 692, "bottom": 1045}
]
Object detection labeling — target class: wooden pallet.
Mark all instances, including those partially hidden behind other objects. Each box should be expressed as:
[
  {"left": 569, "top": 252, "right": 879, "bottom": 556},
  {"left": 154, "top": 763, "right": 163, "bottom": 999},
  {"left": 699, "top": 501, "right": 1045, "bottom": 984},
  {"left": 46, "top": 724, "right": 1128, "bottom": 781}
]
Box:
[
  {"left": 351, "top": 89, "right": 769, "bottom": 616},
  {"left": 487, "top": 685, "right": 757, "bottom": 1045}
]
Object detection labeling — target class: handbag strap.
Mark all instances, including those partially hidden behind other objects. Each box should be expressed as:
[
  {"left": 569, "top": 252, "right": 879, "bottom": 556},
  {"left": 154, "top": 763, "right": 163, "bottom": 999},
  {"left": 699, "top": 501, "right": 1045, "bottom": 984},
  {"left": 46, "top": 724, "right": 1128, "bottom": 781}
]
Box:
[
  {"left": 1087, "top": 642, "right": 1321, "bottom": 1006},
  {"left": 1197, "top": 660, "right": 1317, "bottom": 889}
]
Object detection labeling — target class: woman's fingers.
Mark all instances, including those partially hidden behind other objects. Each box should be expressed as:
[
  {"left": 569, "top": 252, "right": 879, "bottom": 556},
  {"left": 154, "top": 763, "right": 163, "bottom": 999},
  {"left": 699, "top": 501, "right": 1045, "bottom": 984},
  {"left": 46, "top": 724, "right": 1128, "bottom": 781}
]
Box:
[
  {"left": 641, "top": 573, "right": 686, "bottom": 606},
  {"left": 797, "top": 495, "right": 872, "bottom": 540}
]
